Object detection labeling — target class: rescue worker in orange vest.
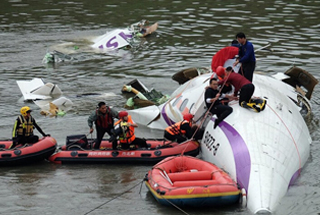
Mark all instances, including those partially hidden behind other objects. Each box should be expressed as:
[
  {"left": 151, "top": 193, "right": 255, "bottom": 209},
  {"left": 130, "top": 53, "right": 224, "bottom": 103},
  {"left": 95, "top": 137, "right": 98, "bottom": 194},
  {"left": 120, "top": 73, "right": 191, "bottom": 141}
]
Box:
[
  {"left": 11, "top": 106, "right": 49, "bottom": 149},
  {"left": 88, "top": 102, "right": 118, "bottom": 150},
  {"left": 164, "top": 113, "right": 194, "bottom": 143},
  {"left": 114, "top": 111, "right": 148, "bottom": 150}
]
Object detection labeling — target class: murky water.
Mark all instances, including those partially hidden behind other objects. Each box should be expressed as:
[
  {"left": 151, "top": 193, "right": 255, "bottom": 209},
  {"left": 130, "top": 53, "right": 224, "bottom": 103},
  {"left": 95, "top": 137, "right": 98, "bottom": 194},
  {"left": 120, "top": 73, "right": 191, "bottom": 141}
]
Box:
[{"left": 1, "top": 0, "right": 320, "bottom": 214}]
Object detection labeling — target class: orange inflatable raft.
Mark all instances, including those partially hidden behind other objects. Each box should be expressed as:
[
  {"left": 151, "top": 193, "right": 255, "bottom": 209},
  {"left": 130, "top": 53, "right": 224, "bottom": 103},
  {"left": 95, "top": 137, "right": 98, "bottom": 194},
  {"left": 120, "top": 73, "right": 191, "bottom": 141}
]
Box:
[
  {"left": 49, "top": 134, "right": 199, "bottom": 164},
  {"left": 145, "top": 155, "right": 240, "bottom": 207},
  {"left": 0, "top": 136, "right": 57, "bottom": 166}
]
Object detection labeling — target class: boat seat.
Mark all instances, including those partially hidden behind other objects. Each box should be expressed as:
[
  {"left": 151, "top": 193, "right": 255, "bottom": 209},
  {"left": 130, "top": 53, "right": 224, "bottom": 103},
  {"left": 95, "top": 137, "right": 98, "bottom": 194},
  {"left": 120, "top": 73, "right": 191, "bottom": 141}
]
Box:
[
  {"left": 167, "top": 171, "right": 212, "bottom": 182},
  {"left": 173, "top": 180, "right": 219, "bottom": 187}
]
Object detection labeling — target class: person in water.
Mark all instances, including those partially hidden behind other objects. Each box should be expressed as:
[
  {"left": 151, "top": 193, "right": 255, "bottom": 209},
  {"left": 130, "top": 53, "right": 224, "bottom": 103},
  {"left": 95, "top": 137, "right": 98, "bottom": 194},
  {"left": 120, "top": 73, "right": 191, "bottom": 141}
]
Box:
[
  {"left": 204, "top": 77, "right": 235, "bottom": 129},
  {"left": 114, "top": 111, "right": 148, "bottom": 150},
  {"left": 164, "top": 113, "right": 194, "bottom": 143},
  {"left": 11, "top": 106, "right": 49, "bottom": 149},
  {"left": 88, "top": 102, "right": 118, "bottom": 150}
]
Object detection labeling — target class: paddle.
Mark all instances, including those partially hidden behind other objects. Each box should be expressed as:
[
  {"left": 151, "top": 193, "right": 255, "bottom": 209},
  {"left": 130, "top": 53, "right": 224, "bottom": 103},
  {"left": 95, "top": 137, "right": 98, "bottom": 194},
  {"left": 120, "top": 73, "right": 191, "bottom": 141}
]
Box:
[{"left": 255, "top": 43, "right": 273, "bottom": 52}]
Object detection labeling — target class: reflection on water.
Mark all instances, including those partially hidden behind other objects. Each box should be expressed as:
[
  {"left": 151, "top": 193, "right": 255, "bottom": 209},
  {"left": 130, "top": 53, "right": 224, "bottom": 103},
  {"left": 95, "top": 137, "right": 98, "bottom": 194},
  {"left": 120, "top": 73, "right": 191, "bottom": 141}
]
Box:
[{"left": 0, "top": 0, "right": 320, "bottom": 214}]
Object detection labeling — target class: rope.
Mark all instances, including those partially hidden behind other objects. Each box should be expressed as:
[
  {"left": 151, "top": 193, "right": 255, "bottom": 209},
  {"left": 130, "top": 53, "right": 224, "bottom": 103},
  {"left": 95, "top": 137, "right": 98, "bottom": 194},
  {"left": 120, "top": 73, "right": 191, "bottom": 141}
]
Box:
[
  {"left": 83, "top": 180, "right": 143, "bottom": 215},
  {"left": 190, "top": 70, "right": 232, "bottom": 141},
  {"left": 175, "top": 71, "right": 233, "bottom": 156},
  {"left": 0, "top": 143, "right": 30, "bottom": 151},
  {"left": 265, "top": 103, "right": 302, "bottom": 172},
  {"left": 160, "top": 197, "right": 191, "bottom": 215}
]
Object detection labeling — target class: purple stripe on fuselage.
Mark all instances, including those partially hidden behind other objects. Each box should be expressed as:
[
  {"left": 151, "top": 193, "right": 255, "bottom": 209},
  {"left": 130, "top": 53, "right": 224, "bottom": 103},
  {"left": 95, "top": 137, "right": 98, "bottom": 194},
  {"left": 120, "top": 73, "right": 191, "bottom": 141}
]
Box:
[
  {"left": 289, "top": 169, "right": 301, "bottom": 187},
  {"left": 161, "top": 104, "right": 175, "bottom": 126},
  {"left": 216, "top": 120, "right": 251, "bottom": 192}
]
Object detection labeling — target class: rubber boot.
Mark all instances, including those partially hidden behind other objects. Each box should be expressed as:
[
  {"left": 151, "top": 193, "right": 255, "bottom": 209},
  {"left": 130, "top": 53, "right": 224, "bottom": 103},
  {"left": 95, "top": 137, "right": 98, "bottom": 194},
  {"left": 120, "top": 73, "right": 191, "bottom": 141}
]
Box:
[
  {"left": 251, "top": 98, "right": 267, "bottom": 111},
  {"left": 241, "top": 101, "right": 261, "bottom": 113}
]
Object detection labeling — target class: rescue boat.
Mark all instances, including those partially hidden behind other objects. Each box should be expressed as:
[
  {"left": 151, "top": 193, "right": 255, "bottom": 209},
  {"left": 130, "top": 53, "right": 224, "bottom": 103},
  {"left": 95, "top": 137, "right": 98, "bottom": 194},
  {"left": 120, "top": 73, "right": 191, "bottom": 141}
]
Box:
[
  {"left": 48, "top": 134, "right": 199, "bottom": 164},
  {"left": 144, "top": 155, "right": 240, "bottom": 207},
  {"left": 0, "top": 136, "right": 57, "bottom": 166}
]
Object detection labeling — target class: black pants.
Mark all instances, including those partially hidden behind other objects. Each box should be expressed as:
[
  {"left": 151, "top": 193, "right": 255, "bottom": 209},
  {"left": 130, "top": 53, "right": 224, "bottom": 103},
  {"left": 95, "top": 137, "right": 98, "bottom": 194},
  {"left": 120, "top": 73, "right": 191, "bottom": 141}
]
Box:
[
  {"left": 120, "top": 137, "right": 148, "bottom": 150},
  {"left": 241, "top": 61, "right": 256, "bottom": 82},
  {"left": 95, "top": 127, "right": 117, "bottom": 149},
  {"left": 239, "top": 84, "right": 255, "bottom": 104},
  {"left": 164, "top": 131, "right": 187, "bottom": 143},
  {"left": 191, "top": 125, "right": 204, "bottom": 141},
  {"left": 11, "top": 135, "right": 39, "bottom": 149},
  {"left": 209, "top": 104, "right": 233, "bottom": 125}
]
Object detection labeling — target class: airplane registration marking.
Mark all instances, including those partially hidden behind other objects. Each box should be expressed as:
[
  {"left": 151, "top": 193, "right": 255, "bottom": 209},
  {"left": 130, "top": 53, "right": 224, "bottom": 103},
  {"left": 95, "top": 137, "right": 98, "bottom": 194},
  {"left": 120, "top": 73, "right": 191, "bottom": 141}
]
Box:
[
  {"left": 98, "top": 31, "right": 132, "bottom": 49},
  {"left": 203, "top": 131, "right": 220, "bottom": 156}
]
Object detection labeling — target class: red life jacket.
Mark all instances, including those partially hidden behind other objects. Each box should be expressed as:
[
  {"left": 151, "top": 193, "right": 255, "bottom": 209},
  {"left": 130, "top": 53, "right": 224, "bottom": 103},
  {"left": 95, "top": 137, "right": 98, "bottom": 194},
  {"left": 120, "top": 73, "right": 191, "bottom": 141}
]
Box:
[{"left": 95, "top": 107, "right": 113, "bottom": 129}]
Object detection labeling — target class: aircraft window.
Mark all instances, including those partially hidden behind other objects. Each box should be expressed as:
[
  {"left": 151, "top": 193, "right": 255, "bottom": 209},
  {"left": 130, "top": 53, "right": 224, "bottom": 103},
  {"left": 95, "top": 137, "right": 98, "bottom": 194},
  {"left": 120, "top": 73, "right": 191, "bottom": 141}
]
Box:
[
  {"left": 190, "top": 103, "right": 194, "bottom": 112},
  {"left": 172, "top": 96, "right": 182, "bottom": 106},
  {"left": 179, "top": 99, "right": 189, "bottom": 111}
]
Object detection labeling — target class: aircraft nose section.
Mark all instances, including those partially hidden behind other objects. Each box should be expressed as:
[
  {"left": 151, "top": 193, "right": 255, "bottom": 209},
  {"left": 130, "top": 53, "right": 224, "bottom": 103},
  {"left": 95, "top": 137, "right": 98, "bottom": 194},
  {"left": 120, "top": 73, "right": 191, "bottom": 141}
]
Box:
[{"left": 254, "top": 208, "right": 272, "bottom": 214}]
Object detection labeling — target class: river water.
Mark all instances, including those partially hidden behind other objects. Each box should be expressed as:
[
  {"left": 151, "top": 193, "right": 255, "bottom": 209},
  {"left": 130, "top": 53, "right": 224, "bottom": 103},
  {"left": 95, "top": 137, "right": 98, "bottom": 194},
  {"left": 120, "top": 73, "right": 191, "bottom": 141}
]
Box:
[{"left": 0, "top": 0, "right": 320, "bottom": 214}]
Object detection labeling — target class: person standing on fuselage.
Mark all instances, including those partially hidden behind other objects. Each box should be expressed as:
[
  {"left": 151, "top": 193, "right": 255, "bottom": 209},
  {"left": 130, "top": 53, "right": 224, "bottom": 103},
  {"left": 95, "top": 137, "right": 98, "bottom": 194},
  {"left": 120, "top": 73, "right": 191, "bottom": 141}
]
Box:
[{"left": 233, "top": 32, "right": 256, "bottom": 82}]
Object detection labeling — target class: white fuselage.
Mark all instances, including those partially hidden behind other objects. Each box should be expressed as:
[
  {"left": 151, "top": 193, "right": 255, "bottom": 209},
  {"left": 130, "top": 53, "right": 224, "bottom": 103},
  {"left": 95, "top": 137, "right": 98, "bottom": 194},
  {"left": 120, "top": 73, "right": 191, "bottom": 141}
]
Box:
[
  {"left": 91, "top": 28, "right": 132, "bottom": 50},
  {"left": 128, "top": 72, "right": 312, "bottom": 213}
]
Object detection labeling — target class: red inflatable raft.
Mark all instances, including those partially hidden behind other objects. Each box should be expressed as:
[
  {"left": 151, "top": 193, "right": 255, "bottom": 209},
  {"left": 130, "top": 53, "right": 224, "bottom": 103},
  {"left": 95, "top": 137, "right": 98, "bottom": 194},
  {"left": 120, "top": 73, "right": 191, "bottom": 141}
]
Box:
[
  {"left": 48, "top": 134, "right": 199, "bottom": 164},
  {"left": 0, "top": 136, "right": 57, "bottom": 166},
  {"left": 145, "top": 155, "right": 240, "bottom": 207}
]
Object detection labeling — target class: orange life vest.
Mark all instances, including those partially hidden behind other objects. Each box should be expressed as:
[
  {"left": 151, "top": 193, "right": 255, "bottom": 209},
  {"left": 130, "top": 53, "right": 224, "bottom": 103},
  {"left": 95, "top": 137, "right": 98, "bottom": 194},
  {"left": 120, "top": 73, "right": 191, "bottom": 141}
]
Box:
[
  {"left": 115, "top": 115, "right": 136, "bottom": 144},
  {"left": 165, "top": 120, "right": 191, "bottom": 135}
]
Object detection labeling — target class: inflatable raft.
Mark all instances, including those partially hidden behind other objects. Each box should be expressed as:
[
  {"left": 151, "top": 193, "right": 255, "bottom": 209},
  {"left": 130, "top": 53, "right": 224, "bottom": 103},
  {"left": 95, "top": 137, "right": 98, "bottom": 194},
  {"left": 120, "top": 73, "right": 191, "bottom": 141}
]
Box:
[
  {"left": 144, "top": 155, "right": 240, "bottom": 207},
  {"left": 0, "top": 136, "right": 57, "bottom": 166},
  {"left": 49, "top": 135, "right": 199, "bottom": 164}
]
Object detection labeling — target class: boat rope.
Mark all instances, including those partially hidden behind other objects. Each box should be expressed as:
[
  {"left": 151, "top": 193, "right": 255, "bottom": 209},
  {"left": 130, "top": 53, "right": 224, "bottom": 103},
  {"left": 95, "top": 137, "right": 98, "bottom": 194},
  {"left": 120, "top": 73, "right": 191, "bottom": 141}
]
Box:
[
  {"left": 0, "top": 143, "right": 30, "bottom": 151},
  {"left": 191, "top": 70, "right": 232, "bottom": 140},
  {"left": 159, "top": 196, "right": 191, "bottom": 215},
  {"left": 266, "top": 103, "right": 302, "bottom": 172},
  {"left": 178, "top": 71, "right": 233, "bottom": 156},
  {"left": 83, "top": 180, "right": 143, "bottom": 215}
]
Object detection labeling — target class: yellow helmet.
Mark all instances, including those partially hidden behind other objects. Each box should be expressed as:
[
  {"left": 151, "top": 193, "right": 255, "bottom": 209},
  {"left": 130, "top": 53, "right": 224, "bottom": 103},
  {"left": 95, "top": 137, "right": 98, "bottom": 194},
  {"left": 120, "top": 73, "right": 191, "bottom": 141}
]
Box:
[{"left": 20, "top": 106, "right": 31, "bottom": 116}]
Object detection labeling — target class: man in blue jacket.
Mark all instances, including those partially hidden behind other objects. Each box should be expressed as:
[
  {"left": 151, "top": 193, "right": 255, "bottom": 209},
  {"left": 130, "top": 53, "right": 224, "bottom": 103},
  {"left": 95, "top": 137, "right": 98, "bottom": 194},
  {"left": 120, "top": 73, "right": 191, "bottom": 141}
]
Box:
[{"left": 233, "top": 32, "right": 256, "bottom": 82}]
